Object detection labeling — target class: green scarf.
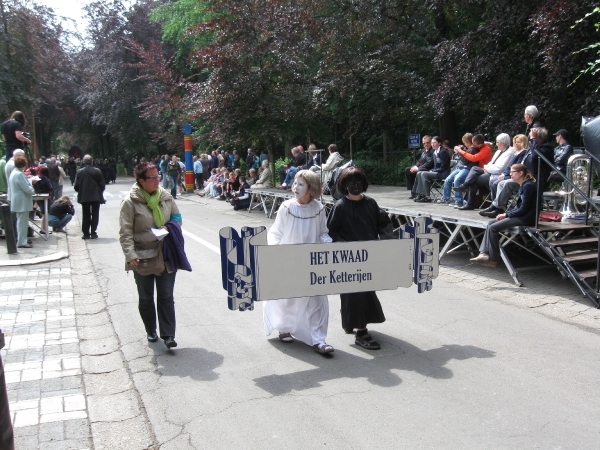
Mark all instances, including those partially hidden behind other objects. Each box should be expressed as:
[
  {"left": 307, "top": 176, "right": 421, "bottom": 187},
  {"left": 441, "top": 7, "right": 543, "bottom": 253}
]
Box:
[{"left": 138, "top": 185, "right": 165, "bottom": 227}]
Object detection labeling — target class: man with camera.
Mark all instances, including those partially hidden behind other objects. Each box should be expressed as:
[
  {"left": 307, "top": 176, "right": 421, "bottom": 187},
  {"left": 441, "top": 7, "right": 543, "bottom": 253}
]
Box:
[{"left": 1, "top": 111, "right": 31, "bottom": 160}]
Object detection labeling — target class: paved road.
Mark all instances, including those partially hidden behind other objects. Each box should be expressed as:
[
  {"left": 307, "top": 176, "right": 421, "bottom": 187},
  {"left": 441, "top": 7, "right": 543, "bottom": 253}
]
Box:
[{"left": 75, "top": 179, "right": 600, "bottom": 449}]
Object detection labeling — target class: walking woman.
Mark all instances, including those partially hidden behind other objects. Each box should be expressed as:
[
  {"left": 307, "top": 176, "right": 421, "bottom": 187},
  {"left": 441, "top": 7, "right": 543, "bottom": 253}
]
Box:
[
  {"left": 119, "top": 161, "right": 182, "bottom": 348},
  {"left": 263, "top": 170, "right": 334, "bottom": 354},
  {"left": 8, "top": 155, "right": 38, "bottom": 248},
  {"left": 327, "top": 167, "right": 393, "bottom": 349},
  {"left": 470, "top": 163, "right": 537, "bottom": 268}
]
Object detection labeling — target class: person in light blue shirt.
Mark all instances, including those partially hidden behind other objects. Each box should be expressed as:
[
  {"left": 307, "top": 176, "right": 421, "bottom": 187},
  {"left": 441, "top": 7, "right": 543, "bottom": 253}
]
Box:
[
  {"left": 8, "top": 155, "right": 38, "bottom": 248},
  {"left": 193, "top": 156, "right": 203, "bottom": 191}
]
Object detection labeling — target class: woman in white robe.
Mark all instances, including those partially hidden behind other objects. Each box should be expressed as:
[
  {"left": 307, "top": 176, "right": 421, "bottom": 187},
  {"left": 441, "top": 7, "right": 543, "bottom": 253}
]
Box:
[{"left": 263, "top": 170, "right": 334, "bottom": 354}]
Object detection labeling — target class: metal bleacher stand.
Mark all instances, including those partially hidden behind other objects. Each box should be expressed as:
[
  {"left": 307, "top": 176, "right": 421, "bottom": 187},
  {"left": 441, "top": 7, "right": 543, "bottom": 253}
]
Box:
[
  {"left": 524, "top": 148, "right": 600, "bottom": 307},
  {"left": 244, "top": 147, "right": 600, "bottom": 306}
]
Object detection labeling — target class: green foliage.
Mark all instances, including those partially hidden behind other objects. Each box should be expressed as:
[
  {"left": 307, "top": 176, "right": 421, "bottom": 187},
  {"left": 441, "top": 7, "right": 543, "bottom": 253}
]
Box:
[
  {"left": 353, "top": 152, "right": 413, "bottom": 187},
  {"left": 117, "top": 163, "right": 127, "bottom": 176},
  {"left": 149, "top": 0, "right": 215, "bottom": 71},
  {"left": 238, "top": 160, "right": 247, "bottom": 175},
  {"left": 275, "top": 157, "right": 291, "bottom": 177},
  {"left": 572, "top": 6, "right": 600, "bottom": 91}
]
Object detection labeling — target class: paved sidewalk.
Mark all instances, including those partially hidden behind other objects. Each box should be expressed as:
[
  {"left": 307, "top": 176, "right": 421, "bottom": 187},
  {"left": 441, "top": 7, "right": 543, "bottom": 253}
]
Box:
[
  {"left": 0, "top": 214, "right": 155, "bottom": 449},
  {"left": 0, "top": 222, "right": 68, "bottom": 267}
]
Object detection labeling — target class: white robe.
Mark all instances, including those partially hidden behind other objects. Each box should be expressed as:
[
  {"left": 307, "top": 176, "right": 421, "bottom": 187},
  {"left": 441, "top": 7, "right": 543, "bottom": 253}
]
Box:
[{"left": 263, "top": 198, "right": 332, "bottom": 346}]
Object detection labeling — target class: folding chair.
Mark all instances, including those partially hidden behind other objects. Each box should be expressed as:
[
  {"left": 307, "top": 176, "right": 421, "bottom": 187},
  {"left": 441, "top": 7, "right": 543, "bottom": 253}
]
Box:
[{"left": 430, "top": 178, "right": 445, "bottom": 201}]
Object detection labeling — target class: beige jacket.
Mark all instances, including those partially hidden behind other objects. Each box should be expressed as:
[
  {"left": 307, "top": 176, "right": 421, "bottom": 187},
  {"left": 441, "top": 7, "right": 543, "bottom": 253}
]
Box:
[
  {"left": 253, "top": 167, "right": 272, "bottom": 188},
  {"left": 119, "top": 183, "right": 180, "bottom": 274}
]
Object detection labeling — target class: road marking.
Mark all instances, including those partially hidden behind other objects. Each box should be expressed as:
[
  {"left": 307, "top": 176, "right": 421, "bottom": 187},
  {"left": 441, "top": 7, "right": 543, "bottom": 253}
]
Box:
[{"left": 182, "top": 229, "right": 220, "bottom": 254}]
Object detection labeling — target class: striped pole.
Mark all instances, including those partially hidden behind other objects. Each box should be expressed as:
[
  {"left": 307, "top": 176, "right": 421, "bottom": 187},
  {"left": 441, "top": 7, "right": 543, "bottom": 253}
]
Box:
[{"left": 184, "top": 135, "right": 194, "bottom": 192}]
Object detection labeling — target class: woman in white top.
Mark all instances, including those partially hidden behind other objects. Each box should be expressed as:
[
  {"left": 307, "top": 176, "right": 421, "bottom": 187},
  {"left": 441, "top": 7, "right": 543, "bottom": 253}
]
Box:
[{"left": 263, "top": 170, "right": 334, "bottom": 354}]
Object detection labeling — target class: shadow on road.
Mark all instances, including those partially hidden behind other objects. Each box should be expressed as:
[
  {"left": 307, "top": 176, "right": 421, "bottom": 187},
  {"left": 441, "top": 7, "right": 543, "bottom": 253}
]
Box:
[
  {"left": 154, "top": 346, "right": 224, "bottom": 382},
  {"left": 254, "top": 332, "right": 495, "bottom": 395}
]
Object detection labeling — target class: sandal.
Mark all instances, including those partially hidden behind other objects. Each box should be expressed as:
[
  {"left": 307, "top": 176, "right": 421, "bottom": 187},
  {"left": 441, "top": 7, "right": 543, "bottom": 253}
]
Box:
[
  {"left": 313, "top": 343, "right": 334, "bottom": 354},
  {"left": 279, "top": 332, "right": 293, "bottom": 343},
  {"left": 355, "top": 334, "right": 381, "bottom": 350}
]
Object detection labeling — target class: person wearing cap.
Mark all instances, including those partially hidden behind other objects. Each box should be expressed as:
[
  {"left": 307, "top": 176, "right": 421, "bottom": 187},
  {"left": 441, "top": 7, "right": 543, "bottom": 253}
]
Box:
[{"left": 547, "top": 129, "right": 573, "bottom": 183}]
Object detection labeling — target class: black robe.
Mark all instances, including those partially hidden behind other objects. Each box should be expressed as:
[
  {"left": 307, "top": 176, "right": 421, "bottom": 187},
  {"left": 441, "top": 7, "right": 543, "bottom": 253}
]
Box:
[{"left": 327, "top": 195, "right": 393, "bottom": 330}]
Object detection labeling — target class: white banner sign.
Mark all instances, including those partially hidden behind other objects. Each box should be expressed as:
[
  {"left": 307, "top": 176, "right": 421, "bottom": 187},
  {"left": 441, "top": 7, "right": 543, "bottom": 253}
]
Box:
[{"left": 220, "top": 217, "right": 439, "bottom": 311}]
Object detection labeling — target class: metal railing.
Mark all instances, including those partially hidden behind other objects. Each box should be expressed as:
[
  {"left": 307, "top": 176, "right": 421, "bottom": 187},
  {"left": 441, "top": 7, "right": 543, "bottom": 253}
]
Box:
[{"left": 534, "top": 148, "right": 600, "bottom": 296}]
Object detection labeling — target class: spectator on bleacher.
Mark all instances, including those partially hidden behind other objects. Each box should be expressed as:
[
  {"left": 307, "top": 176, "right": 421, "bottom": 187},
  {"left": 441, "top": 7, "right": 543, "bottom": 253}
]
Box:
[
  {"left": 454, "top": 133, "right": 515, "bottom": 211},
  {"left": 253, "top": 159, "right": 273, "bottom": 189},
  {"left": 480, "top": 134, "right": 529, "bottom": 217},
  {"left": 471, "top": 163, "right": 537, "bottom": 268},
  {"left": 279, "top": 145, "right": 307, "bottom": 189},
  {"left": 230, "top": 176, "right": 251, "bottom": 211},
  {"left": 311, "top": 143, "right": 343, "bottom": 189},
  {"left": 278, "top": 146, "right": 297, "bottom": 184},
  {"left": 305, "top": 145, "right": 322, "bottom": 170},
  {"left": 413, "top": 136, "right": 451, "bottom": 203},
  {"left": 523, "top": 127, "right": 554, "bottom": 205},
  {"left": 438, "top": 133, "right": 478, "bottom": 206},
  {"left": 406, "top": 135, "right": 433, "bottom": 198},
  {"left": 524, "top": 105, "right": 542, "bottom": 140},
  {"left": 247, "top": 168, "right": 257, "bottom": 186},
  {"left": 547, "top": 129, "right": 573, "bottom": 183}
]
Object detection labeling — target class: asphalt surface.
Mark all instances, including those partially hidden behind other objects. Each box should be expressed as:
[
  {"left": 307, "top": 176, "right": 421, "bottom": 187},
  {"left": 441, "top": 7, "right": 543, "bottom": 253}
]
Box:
[{"left": 75, "top": 179, "right": 600, "bottom": 449}]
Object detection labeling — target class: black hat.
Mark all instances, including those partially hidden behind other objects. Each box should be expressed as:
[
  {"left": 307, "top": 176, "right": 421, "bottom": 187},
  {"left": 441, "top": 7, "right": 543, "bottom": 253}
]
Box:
[{"left": 553, "top": 129, "right": 569, "bottom": 140}]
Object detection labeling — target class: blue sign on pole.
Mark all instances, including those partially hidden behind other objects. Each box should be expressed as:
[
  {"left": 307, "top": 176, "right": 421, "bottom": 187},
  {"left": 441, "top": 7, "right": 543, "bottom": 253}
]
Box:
[
  {"left": 182, "top": 123, "right": 192, "bottom": 135},
  {"left": 408, "top": 134, "right": 421, "bottom": 148}
]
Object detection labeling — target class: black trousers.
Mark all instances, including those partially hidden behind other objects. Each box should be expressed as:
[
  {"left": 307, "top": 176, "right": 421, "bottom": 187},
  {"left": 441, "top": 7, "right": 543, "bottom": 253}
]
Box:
[
  {"left": 195, "top": 173, "right": 203, "bottom": 190},
  {"left": 134, "top": 270, "right": 177, "bottom": 338},
  {"left": 405, "top": 167, "right": 417, "bottom": 190},
  {"left": 465, "top": 173, "right": 491, "bottom": 207},
  {"left": 0, "top": 354, "right": 15, "bottom": 450},
  {"left": 80, "top": 201, "right": 100, "bottom": 236}
]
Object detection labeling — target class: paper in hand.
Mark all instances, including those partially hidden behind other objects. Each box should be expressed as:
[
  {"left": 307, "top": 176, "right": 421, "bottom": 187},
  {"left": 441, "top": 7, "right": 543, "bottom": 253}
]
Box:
[{"left": 151, "top": 228, "right": 169, "bottom": 241}]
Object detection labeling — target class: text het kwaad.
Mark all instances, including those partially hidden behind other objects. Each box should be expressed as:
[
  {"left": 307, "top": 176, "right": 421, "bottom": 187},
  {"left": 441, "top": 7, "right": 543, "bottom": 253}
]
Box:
[{"left": 309, "top": 249, "right": 372, "bottom": 286}]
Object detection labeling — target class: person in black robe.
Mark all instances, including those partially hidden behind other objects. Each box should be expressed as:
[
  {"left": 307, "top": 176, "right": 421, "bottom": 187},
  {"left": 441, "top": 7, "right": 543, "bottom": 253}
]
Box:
[
  {"left": 108, "top": 158, "right": 117, "bottom": 183},
  {"left": 67, "top": 157, "right": 77, "bottom": 184},
  {"left": 327, "top": 167, "right": 393, "bottom": 350}
]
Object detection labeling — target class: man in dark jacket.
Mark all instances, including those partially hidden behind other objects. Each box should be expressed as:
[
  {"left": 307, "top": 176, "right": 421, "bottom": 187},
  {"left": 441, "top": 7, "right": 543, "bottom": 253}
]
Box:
[
  {"left": 523, "top": 127, "right": 554, "bottom": 205},
  {"left": 405, "top": 135, "right": 434, "bottom": 196},
  {"left": 74, "top": 154, "right": 105, "bottom": 239},
  {"left": 548, "top": 129, "right": 573, "bottom": 182}
]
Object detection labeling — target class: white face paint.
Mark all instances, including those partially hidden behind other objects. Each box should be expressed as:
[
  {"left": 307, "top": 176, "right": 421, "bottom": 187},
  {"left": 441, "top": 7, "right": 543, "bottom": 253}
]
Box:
[{"left": 292, "top": 178, "right": 309, "bottom": 201}]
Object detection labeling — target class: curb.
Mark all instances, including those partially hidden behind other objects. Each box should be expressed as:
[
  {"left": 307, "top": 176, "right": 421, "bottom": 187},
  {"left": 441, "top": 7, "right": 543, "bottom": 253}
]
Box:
[{"left": 0, "top": 251, "right": 68, "bottom": 267}]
